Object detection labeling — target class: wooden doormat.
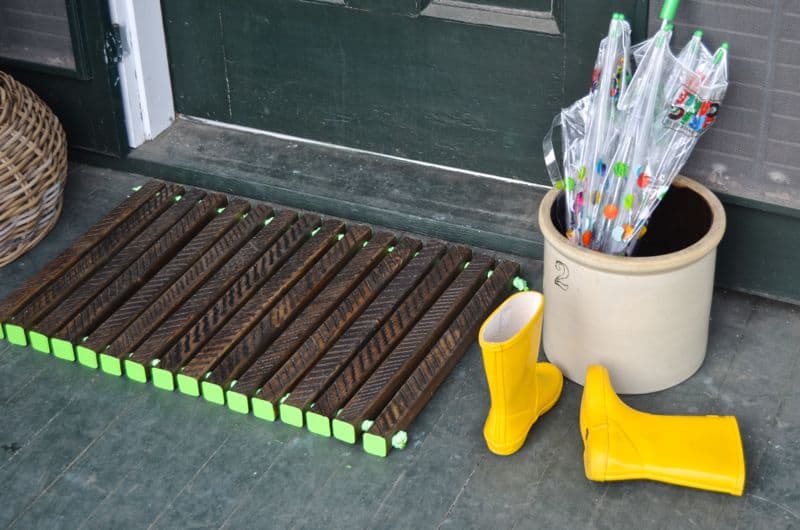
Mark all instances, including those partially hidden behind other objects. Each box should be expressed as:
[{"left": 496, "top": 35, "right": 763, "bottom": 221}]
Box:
[{"left": 0, "top": 180, "right": 522, "bottom": 457}]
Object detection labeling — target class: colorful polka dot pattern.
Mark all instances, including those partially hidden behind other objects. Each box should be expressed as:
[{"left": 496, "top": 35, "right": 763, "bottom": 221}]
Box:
[{"left": 556, "top": 154, "right": 675, "bottom": 252}]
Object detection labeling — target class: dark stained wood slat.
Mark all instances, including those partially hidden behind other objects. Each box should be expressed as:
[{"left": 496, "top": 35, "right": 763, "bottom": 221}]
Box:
[
  {"left": 191, "top": 224, "right": 371, "bottom": 396},
  {"left": 93, "top": 211, "right": 281, "bottom": 378},
  {"left": 282, "top": 242, "right": 444, "bottom": 416},
  {"left": 249, "top": 237, "right": 421, "bottom": 419},
  {"left": 333, "top": 255, "right": 493, "bottom": 439},
  {"left": 0, "top": 180, "right": 165, "bottom": 324},
  {"left": 363, "top": 260, "right": 520, "bottom": 457},
  {"left": 8, "top": 183, "right": 183, "bottom": 332},
  {"left": 52, "top": 193, "right": 230, "bottom": 346},
  {"left": 95, "top": 204, "right": 273, "bottom": 365},
  {"left": 311, "top": 245, "right": 471, "bottom": 419},
  {"left": 28, "top": 188, "right": 211, "bottom": 340},
  {"left": 165, "top": 218, "right": 343, "bottom": 391},
  {"left": 252, "top": 238, "right": 420, "bottom": 418},
  {"left": 139, "top": 212, "right": 318, "bottom": 376},
  {"left": 119, "top": 210, "right": 304, "bottom": 364},
  {"left": 228, "top": 231, "right": 397, "bottom": 404},
  {"left": 76, "top": 200, "right": 254, "bottom": 361}
]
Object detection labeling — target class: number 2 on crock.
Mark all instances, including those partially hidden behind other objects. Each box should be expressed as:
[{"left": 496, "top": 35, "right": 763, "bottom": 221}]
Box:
[{"left": 554, "top": 260, "right": 569, "bottom": 291}]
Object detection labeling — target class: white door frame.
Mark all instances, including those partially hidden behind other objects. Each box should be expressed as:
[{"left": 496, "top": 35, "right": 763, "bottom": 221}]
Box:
[{"left": 108, "top": 0, "right": 174, "bottom": 148}]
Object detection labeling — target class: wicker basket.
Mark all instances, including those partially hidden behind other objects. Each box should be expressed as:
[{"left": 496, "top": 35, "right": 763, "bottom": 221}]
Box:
[{"left": 0, "top": 71, "right": 68, "bottom": 268}]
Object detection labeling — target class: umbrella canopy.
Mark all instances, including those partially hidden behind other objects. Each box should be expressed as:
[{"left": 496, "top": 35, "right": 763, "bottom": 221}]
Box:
[
  {"left": 587, "top": 21, "right": 674, "bottom": 252},
  {"left": 610, "top": 40, "right": 729, "bottom": 255},
  {"left": 543, "top": 0, "right": 730, "bottom": 256},
  {"left": 544, "top": 13, "right": 630, "bottom": 243}
]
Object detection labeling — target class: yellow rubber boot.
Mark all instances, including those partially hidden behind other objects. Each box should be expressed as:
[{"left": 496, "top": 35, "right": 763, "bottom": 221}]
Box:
[
  {"left": 478, "top": 291, "right": 563, "bottom": 456},
  {"left": 580, "top": 365, "right": 745, "bottom": 495}
]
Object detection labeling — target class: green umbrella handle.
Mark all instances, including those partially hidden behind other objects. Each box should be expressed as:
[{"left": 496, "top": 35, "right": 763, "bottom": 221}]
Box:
[{"left": 659, "top": 0, "right": 681, "bottom": 23}]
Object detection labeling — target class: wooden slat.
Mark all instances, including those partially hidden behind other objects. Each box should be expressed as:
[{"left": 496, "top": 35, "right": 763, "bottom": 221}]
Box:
[
  {"left": 78, "top": 200, "right": 253, "bottom": 354},
  {"left": 98, "top": 204, "right": 272, "bottom": 360},
  {"left": 53, "top": 194, "right": 231, "bottom": 343},
  {"left": 232, "top": 231, "right": 396, "bottom": 398},
  {"left": 364, "top": 261, "right": 519, "bottom": 455},
  {"left": 282, "top": 242, "right": 444, "bottom": 413},
  {"left": 118, "top": 209, "right": 301, "bottom": 363},
  {"left": 29, "top": 189, "right": 211, "bottom": 337},
  {"left": 250, "top": 237, "right": 421, "bottom": 407},
  {"left": 0, "top": 180, "right": 165, "bottom": 322},
  {"left": 312, "top": 245, "right": 470, "bottom": 417},
  {"left": 8, "top": 183, "right": 183, "bottom": 328},
  {"left": 335, "top": 254, "right": 493, "bottom": 433},
  {"left": 191, "top": 224, "right": 371, "bottom": 388},
  {"left": 2, "top": 179, "right": 523, "bottom": 455},
  {"left": 158, "top": 218, "right": 340, "bottom": 373}
]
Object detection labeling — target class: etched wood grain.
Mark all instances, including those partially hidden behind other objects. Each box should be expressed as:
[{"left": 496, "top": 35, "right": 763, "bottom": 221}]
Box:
[
  {"left": 195, "top": 224, "right": 371, "bottom": 387},
  {"left": 9, "top": 183, "right": 183, "bottom": 328},
  {"left": 78, "top": 200, "right": 253, "bottom": 353},
  {"left": 29, "top": 189, "right": 212, "bottom": 337},
  {"left": 3, "top": 178, "right": 524, "bottom": 453},
  {"left": 120, "top": 209, "right": 303, "bottom": 364},
  {"left": 250, "top": 237, "right": 421, "bottom": 404},
  {"left": 312, "top": 245, "right": 470, "bottom": 417},
  {"left": 157, "top": 218, "right": 341, "bottom": 372},
  {"left": 367, "top": 261, "right": 519, "bottom": 447},
  {"left": 233, "top": 231, "right": 397, "bottom": 397},
  {"left": 336, "top": 254, "right": 493, "bottom": 430},
  {"left": 282, "top": 241, "right": 444, "bottom": 413},
  {"left": 52, "top": 193, "right": 230, "bottom": 343},
  {"left": 0, "top": 180, "right": 165, "bottom": 323}
]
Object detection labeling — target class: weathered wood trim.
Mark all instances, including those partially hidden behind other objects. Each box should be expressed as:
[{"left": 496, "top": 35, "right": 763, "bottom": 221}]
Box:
[
  {"left": 345, "top": 0, "right": 427, "bottom": 14},
  {"left": 421, "top": 0, "right": 560, "bottom": 34}
]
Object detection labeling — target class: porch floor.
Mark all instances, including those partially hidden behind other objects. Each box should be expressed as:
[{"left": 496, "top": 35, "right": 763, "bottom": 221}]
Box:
[{"left": 0, "top": 164, "right": 798, "bottom": 529}]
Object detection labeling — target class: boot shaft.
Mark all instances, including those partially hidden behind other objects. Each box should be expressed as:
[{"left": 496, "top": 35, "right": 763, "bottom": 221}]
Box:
[{"left": 479, "top": 291, "right": 544, "bottom": 402}]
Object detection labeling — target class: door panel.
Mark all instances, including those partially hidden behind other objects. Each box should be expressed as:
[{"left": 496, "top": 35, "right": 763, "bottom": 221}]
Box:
[
  {"left": 162, "top": 0, "right": 644, "bottom": 183},
  {"left": 0, "top": 0, "right": 127, "bottom": 156}
]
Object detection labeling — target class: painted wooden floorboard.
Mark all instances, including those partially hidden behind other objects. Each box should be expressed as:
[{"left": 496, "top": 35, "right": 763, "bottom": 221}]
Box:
[{"left": 0, "top": 166, "right": 797, "bottom": 529}]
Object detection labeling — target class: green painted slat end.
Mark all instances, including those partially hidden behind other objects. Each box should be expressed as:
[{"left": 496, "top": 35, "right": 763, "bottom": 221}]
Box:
[
  {"left": 251, "top": 397, "right": 276, "bottom": 422},
  {"left": 176, "top": 374, "right": 200, "bottom": 397},
  {"left": 363, "top": 432, "right": 389, "bottom": 458},
  {"left": 201, "top": 381, "right": 225, "bottom": 405},
  {"left": 51, "top": 338, "right": 75, "bottom": 361},
  {"left": 332, "top": 419, "right": 357, "bottom": 445},
  {"left": 99, "top": 353, "right": 123, "bottom": 377},
  {"left": 76, "top": 346, "right": 99, "bottom": 369},
  {"left": 306, "top": 411, "right": 332, "bottom": 438},
  {"left": 5, "top": 324, "right": 27, "bottom": 346},
  {"left": 0, "top": 323, "right": 4, "bottom": 340},
  {"left": 279, "top": 403, "right": 304, "bottom": 428},
  {"left": 29, "top": 331, "right": 52, "bottom": 355},
  {"left": 124, "top": 360, "right": 148, "bottom": 383},
  {"left": 226, "top": 390, "right": 250, "bottom": 414},
  {"left": 151, "top": 367, "right": 175, "bottom": 391}
]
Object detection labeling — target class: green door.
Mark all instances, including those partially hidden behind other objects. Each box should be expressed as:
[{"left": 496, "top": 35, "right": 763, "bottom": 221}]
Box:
[
  {"left": 162, "top": 0, "right": 647, "bottom": 183},
  {"left": 0, "top": 0, "right": 128, "bottom": 156}
]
